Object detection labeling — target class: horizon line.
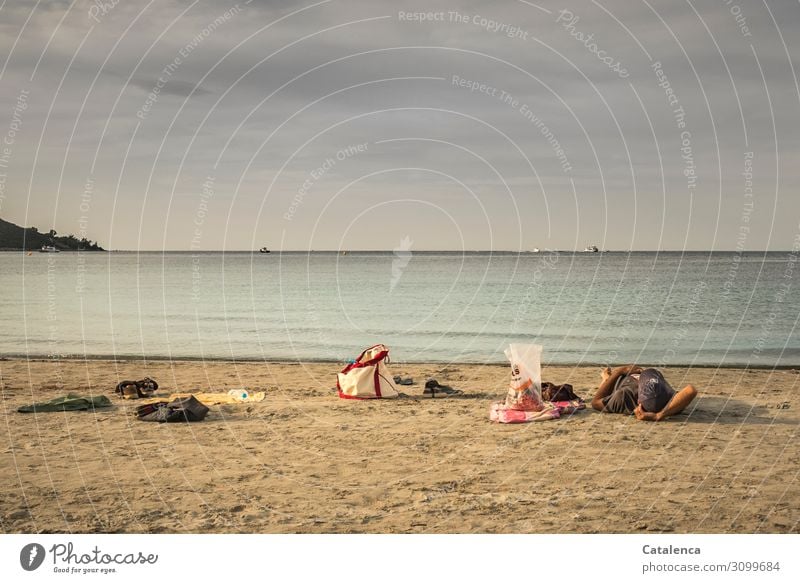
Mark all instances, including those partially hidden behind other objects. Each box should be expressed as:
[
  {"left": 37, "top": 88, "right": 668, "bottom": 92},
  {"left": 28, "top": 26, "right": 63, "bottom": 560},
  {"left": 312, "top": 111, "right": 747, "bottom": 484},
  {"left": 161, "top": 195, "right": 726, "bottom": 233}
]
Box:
[{"left": 86, "top": 248, "right": 797, "bottom": 253}]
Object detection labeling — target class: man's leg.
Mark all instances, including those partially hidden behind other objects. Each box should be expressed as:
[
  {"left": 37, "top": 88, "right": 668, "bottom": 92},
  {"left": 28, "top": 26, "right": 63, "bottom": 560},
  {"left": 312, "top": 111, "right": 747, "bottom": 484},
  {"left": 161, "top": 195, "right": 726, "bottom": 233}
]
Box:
[{"left": 635, "top": 384, "right": 698, "bottom": 421}]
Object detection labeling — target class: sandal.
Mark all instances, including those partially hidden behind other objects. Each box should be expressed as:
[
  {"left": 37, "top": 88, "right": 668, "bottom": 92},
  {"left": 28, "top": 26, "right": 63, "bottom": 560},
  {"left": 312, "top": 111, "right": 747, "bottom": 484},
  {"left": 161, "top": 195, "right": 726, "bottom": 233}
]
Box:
[{"left": 423, "top": 379, "right": 462, "bottom": 398}]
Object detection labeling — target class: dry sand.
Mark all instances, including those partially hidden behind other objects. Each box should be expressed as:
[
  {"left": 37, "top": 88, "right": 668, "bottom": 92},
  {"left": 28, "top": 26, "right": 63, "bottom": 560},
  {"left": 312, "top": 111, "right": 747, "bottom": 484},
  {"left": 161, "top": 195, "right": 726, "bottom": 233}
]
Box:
[{"left": 1, "top": 359, "right": 798, "bottom": 533}]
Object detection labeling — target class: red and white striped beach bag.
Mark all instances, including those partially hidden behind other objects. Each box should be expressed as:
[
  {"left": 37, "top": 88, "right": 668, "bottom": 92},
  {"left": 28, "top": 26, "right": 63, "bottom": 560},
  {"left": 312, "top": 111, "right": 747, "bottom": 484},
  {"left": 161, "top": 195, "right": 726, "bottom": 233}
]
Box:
[{"left": 337, "top": 344, "right": 399, "bottom": 399}]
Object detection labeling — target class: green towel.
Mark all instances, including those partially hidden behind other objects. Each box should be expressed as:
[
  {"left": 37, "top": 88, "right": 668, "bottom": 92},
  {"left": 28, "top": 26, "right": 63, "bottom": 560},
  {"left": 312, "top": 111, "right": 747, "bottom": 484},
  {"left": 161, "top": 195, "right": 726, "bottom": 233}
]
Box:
[{"left": 17, "top": 393, "right": 113, "bottom": 413}]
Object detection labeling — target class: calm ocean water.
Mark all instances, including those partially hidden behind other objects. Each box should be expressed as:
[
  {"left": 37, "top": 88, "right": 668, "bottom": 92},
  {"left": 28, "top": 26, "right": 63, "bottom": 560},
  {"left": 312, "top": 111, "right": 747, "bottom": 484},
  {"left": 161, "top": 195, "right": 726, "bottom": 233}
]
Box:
[{"left": 1, "top": 251, "right": 798, "bottom": 366}]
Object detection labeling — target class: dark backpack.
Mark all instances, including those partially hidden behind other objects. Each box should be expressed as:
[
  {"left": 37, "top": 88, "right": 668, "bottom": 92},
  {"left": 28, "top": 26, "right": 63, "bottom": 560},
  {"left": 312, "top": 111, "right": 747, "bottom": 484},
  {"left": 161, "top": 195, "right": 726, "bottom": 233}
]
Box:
[
  {"left": 166, "top": 396, "right": 209, "bottom": 421},
  {"left": 135, "top": 395, "right": 209, "bottom": 423},
  {"left": 541, "top": 382, "right": 581, "bottom": 402}
]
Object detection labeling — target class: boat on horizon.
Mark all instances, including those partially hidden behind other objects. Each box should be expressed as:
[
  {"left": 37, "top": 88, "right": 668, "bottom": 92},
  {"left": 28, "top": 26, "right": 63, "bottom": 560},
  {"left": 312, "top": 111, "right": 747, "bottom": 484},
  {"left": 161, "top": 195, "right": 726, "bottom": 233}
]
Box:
[
  {"left": 39, "top": 245, "right": 60, "bottom": 253},
  {"left": 582, "top": 244, "right": 599, "bottom": 253},
  {"left": 259, "top": 247, "right": 270, "bottom": 254}
]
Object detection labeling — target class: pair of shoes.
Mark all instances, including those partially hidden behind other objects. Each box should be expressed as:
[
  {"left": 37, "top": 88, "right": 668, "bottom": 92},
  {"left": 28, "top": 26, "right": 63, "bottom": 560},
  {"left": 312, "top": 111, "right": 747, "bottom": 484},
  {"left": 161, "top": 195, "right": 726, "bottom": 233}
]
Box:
[
  {"left": 115, "top": 377, "right": 159, "bottom": 400},
  {"left": 393, "top": 376, "right": 414, "bottom": 386},
  {"left": 423, "top": 379, "right": 462, "bottom": 398}
]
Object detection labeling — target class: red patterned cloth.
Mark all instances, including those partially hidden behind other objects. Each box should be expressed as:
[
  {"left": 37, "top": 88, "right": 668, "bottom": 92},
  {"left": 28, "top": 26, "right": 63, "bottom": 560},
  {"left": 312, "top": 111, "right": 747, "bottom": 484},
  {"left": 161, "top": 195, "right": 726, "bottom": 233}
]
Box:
[{"left": 489, "top": 399, "right": 585, "bottom": 423}]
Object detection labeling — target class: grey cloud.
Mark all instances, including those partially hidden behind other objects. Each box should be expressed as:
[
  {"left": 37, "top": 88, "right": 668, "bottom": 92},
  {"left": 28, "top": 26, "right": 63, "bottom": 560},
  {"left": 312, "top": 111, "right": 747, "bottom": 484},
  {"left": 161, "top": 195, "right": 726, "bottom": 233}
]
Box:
[
  {"left": 0, "top": 0, "right": 798, "bottom": 251},
  {"left": 130, "top": 77, "right": 212, "bottom": 97}
]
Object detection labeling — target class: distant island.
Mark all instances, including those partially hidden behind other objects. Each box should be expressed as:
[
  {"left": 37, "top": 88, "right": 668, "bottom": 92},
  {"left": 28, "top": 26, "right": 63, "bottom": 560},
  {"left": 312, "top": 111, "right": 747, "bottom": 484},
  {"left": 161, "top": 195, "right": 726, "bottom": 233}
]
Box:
[{"left": 0, "top": 217, "right": 105, "bottom": 251}]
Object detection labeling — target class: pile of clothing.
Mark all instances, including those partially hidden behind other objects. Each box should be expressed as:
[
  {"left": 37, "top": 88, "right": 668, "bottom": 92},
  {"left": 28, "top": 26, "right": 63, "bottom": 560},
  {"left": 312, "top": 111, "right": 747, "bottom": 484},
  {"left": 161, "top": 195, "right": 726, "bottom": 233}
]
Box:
[
  {"left": 489, "top": 344, "right": 585, "bottom": 423},
  {"left": 490, "top": 382, "right": 585, "bottom": 423},
  {"left": 17, "top": 394, "right": 112, "bottom": 413},
  {"left": 115, "top": 377, "right": 263, "bottom": 422},
  {"left": 135, "top": 396, "right": 209, "bottom": 423}
]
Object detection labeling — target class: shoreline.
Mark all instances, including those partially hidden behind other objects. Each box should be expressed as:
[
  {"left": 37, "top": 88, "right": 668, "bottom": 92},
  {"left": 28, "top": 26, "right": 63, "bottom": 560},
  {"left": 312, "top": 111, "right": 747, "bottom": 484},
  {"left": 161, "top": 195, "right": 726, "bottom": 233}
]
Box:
[
  {"left": 3, "top": 355, "right": 798, "bottom": 370},
  {"left": 1, "top": 249, "right": 795, "bottom": 254}
]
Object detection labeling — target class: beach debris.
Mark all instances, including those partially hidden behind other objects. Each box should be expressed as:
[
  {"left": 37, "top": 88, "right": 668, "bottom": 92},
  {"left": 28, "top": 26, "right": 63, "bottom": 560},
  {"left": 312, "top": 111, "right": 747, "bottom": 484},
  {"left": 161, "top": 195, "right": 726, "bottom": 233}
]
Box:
[
  {"left": 393, "top": 375, "right": 414, "bottom": 385},
  {"left": 777, "top": 401, "right": 790, "bottom": 409}
]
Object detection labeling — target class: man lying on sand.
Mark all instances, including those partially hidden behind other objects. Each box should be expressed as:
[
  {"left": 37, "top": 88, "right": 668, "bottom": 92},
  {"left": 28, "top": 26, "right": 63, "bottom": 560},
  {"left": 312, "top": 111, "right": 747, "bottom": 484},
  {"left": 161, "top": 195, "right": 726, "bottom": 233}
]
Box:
[{"left": 591, "top": 365, "right": 697, "bottom": 421}]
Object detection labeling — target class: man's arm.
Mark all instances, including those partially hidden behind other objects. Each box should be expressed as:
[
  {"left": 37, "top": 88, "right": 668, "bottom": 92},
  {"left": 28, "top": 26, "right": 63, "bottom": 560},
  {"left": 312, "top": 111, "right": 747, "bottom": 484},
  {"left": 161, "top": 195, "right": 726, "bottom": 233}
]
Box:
[
  {"left": 634, "top": 384, "right": 698, "bottom": 421},
  {"left": 591, "top": 365, "right": 641, "bottom": 411}
]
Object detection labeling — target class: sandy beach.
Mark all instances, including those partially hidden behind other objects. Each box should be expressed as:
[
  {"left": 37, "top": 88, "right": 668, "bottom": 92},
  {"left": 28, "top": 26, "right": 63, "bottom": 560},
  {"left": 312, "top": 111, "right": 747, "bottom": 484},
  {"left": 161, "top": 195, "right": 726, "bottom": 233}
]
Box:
[{"left": 1, "top": 359, "right": 797, "bottom": 534}]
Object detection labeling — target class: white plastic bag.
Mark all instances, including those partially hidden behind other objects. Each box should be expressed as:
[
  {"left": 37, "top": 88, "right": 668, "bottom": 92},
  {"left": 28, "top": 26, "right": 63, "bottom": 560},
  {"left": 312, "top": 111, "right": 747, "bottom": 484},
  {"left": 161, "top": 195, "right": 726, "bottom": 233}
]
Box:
[{"left": 504, "top": 344, "right": 544, "bottom": 411}]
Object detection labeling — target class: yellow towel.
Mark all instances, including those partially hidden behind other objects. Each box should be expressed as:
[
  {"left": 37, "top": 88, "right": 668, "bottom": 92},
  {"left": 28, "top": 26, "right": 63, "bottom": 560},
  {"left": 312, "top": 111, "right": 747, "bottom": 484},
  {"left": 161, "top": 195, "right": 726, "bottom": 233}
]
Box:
[{"left": 139, "top": 391, "right": 266, "bottom": 406}]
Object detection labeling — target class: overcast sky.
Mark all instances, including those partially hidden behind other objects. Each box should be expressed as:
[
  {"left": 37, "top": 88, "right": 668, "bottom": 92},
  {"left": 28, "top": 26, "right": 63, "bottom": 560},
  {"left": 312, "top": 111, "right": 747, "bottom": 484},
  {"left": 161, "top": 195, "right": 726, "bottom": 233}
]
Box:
[{"left": 0, "top": 0, "right": 798, "bottom": 250}]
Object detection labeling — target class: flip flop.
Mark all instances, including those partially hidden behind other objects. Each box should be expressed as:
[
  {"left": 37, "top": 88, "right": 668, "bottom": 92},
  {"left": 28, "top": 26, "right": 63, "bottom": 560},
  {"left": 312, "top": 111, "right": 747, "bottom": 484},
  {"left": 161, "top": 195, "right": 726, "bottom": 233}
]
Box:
[
  {"left": 393, "top": 376, "right": 414, "bottom": 386},
  {"left": 423, "top": 379, "right": 462, "bottom": 398}
]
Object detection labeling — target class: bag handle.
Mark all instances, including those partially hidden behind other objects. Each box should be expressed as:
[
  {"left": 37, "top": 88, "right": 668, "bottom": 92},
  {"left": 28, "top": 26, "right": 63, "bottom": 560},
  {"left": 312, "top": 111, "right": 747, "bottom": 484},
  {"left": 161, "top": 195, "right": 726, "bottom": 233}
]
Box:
[{"left": 341, "top": 344, "right": 390, "bottom": 371}]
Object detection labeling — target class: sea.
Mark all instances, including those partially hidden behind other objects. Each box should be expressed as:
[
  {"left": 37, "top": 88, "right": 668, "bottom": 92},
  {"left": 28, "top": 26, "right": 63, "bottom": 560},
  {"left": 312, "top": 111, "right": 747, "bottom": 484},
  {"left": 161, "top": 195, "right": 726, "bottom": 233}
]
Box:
[{"left": 1, "top": 250, "right": 798, "bottom": 367}]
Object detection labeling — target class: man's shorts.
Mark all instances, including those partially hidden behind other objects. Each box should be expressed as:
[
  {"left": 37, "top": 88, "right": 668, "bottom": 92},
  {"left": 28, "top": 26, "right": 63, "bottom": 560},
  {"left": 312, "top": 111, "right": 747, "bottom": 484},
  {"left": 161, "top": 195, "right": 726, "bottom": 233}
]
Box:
[{"left": 602, "top": 374, "right": 640, "bottom": 414}]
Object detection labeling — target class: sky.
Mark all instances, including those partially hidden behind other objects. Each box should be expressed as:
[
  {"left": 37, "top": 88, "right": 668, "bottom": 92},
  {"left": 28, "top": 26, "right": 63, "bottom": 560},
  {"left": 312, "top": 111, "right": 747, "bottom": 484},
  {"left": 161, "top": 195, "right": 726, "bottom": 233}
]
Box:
[{"left": 0, "top": 0, "right": 798, "bottom": 251}]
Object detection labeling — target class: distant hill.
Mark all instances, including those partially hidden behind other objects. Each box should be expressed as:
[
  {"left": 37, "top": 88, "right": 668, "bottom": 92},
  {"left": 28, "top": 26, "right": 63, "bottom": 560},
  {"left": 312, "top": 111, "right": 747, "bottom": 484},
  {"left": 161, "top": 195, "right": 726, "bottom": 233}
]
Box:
[{"left": 0, "top": 217, "right": 105, "bottom": 251}]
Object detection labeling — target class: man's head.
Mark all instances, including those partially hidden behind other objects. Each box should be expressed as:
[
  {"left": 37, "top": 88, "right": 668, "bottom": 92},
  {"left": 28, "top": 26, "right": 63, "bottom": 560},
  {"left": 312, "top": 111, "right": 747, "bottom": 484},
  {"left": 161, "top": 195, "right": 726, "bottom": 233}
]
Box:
[{"left": 638, "top": 368, "right": 675, "bottom": 412}]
